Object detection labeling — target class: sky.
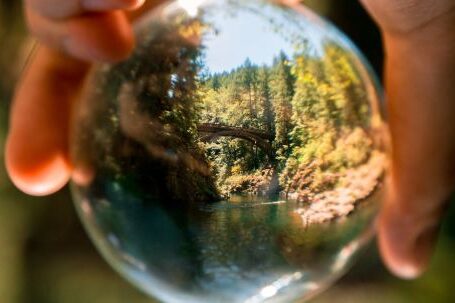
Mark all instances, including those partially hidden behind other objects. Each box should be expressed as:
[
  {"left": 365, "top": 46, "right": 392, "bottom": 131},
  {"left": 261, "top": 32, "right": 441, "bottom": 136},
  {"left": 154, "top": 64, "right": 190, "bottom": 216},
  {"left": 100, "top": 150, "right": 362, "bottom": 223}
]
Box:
[{"left": 199, "top": 3, "right": 324, "bottom": 73}]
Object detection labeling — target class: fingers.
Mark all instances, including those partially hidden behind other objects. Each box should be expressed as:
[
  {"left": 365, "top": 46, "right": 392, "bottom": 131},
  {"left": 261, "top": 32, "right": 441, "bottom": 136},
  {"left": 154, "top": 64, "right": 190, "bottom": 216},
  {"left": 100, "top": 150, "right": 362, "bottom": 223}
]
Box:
[
  {"left": 26, "top": 0, "right": 144, "bottom": 19},
  {"left": 26, "top": 7, "right": 135, "bottom": 62},
  {"left": 25, "top": 0, "right": 166, "bottom": 62},
  {"left": 6, "top": 46, "right": 89, "bottom": 196},
  {"left": 360, "top": 0, "right": 455, "bottom": 279},
  {"left": 359, "top": 0, "right": 455, "bottom": 35},
  {"left": 378, "top": 178, "right": 445, "bottom": 279},
  {"left": 377, "top": 32, "right": 455, "bottom": 279},
  {"left": 10, "top": 0, "right": 166, "bottom": 196}
]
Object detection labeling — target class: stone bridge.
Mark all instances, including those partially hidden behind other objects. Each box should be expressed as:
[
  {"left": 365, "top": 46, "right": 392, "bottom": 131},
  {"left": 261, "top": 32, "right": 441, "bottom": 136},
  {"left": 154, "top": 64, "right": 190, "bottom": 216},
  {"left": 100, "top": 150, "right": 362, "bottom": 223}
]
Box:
[{"left": 197, "top": 123, "right": 274, "bottom": 156}]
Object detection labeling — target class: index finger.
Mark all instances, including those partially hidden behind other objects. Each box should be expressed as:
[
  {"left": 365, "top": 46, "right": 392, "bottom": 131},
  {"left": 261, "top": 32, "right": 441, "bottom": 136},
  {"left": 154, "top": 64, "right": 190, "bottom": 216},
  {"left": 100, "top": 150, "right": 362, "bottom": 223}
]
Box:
[
  {"left": 6, "top": 46, "right": 88, "bottom": 196},
  {"left": 26, "top": 0, "right": 145, "bottom": 19}
]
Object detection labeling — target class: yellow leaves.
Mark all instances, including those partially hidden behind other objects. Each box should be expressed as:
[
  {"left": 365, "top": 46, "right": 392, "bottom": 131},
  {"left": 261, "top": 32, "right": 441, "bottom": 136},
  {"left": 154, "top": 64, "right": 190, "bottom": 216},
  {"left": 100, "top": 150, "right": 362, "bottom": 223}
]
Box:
[
  {"left": 324, "top": 42, "right": 362, "bottom": 88},
  {"left": 325, "top": 127, "right": 373, "bottom": 170},
  {"left": 178, "top": 20, "right": 207, "bottom": 44},
  {"left": 231, "top": 164, "right": 243, "bottom": 175}
]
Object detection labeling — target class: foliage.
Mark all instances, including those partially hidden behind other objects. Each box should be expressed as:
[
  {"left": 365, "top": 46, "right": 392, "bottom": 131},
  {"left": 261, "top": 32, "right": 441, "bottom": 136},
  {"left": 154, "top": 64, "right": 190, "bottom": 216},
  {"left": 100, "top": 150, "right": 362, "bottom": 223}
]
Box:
[
  {"left": 74, "top": 20, "right": 221, "bottom": 207},
  {"left": 197, "top": 41, "right": 375, "bottom": 197},
  {"left": 74, "top": 17, "right": 376, "bottom": 202}
]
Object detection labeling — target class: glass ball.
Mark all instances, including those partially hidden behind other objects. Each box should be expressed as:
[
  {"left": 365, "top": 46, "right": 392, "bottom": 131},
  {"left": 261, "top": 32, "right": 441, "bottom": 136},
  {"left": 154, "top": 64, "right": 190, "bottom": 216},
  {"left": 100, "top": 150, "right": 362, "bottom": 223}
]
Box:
[{"left": 70, "top": 0, "right": 386, "bottom": 302}]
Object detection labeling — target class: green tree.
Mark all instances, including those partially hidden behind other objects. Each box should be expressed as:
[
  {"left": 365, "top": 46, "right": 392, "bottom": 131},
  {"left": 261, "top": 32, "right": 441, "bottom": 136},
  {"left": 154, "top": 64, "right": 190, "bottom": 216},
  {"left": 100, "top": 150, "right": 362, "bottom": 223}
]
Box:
[
  {"left": 322, "top": 42, "right": 370, "bottom": 128},
  {"left": 270, "top": 51, "right": 295, "bottom": 165},
  {"left": 258, "top": 67, "right": 274, "bottom": 136}
]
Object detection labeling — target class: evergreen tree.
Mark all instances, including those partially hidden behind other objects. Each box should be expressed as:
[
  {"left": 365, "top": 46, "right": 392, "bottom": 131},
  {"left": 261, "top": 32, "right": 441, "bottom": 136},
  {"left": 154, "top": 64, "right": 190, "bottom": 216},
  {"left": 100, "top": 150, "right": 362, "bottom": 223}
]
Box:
[
  {"left": 270, "top": 51, "right": 295, "bottom": 164},
  {"left": 322, "top": 42, "right": 369, "bottom": 128},
  {"left": 258, "top": 67, "right": 274, "bottom": 136}
]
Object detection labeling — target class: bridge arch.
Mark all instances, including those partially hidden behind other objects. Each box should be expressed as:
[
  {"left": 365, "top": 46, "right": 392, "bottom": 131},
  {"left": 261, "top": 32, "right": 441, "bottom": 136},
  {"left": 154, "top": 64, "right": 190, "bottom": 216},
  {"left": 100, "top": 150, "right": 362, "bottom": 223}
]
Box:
[{"left": 197, "top": 123, "right": 274, "bottom": 157}]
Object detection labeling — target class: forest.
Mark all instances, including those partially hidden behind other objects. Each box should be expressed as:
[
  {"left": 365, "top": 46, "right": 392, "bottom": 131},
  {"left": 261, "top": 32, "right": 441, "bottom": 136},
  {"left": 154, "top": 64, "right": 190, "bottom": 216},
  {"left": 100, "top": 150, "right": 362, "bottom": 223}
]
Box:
[
  {"left": 196, "top": 43, "right": 380, "bottom": 202},
  {"left": 75, "top": 18, "right": 383, "bottom": 214}
]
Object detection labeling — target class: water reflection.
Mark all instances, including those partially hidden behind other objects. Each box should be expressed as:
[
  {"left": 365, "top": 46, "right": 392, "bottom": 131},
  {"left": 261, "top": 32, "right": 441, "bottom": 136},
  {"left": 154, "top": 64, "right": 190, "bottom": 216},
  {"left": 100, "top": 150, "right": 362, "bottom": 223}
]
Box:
[{"left": 74, "top": 179, "right": 379, "bottom": 302}]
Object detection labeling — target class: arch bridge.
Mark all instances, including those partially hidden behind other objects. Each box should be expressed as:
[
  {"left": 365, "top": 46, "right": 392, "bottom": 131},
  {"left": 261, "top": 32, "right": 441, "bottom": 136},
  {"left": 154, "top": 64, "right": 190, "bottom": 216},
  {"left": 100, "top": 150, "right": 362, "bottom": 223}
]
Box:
[{"left": 197, "top": 123, "right": 274, "bottom": 156}]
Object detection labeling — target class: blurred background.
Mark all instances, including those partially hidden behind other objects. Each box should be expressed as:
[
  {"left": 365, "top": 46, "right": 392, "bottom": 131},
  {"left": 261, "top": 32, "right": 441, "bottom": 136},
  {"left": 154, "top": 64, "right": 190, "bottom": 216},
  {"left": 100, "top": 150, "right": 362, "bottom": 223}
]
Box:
[{"left": 0, "top": 1, "right": 454, "bottom": 302}]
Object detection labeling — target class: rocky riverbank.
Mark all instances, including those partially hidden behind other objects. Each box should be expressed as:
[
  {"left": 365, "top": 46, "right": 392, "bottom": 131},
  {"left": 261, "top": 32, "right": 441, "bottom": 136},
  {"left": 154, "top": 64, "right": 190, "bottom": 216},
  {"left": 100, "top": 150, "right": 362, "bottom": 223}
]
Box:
[{"left": 292, "top": 152, "right": 385, "bottom": 226}]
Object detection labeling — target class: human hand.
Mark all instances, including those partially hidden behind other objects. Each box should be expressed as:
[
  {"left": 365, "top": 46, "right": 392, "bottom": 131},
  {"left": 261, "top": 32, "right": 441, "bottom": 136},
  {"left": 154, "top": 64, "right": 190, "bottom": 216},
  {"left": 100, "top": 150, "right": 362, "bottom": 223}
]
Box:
[
  {"left": 359, "top": 0, "right": 455, "bottom": 278},
  {"left": 8, "top": 0, "right": 455, "bottom": 281},
  {"left": 6, "top": 0, "right": 164, "bottom": 195}
]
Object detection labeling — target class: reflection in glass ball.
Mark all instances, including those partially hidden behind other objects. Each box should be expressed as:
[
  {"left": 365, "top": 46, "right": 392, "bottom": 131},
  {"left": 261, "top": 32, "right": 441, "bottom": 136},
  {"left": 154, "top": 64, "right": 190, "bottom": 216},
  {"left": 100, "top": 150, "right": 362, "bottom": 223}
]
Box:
[{"left": 70, "top": 1, "right": 386, "bottom": 302}]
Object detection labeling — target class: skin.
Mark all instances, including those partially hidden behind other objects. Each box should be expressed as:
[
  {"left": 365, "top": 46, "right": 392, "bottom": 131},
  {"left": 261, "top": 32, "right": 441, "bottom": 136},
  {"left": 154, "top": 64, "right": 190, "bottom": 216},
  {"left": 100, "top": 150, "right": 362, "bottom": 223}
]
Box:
[
  {"left": 360, "top": 0, "right": 455, "bottom": 279},
  {"left": 5, "top": 0, "right": 455, "bottom": 279}
]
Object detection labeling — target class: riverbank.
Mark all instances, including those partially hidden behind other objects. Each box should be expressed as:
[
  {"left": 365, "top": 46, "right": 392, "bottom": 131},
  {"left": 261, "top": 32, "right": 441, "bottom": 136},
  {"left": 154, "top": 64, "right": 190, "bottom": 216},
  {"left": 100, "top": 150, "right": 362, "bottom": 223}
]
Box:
[
  {"left": 220, "top": 167, "right": 277, "bottom": 197},
  {"left": 293, "top": 152, "right": 385, "bottom": 226}
]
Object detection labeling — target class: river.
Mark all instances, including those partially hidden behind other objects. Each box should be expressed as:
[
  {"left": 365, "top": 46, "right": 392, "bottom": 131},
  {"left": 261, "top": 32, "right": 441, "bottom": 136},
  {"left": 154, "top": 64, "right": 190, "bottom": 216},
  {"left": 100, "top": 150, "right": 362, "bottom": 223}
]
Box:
[{"left": 75, "top": 181, "right": 380, "bottom": 303}]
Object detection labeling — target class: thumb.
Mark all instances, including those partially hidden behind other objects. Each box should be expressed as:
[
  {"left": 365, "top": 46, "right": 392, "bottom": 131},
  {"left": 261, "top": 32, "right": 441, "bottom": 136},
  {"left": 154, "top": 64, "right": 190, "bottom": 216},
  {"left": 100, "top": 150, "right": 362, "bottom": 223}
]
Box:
[
  {"left": 375, "top": 20, "right": 455, "bottom": 278},
  {"left": 378, "top": 175, "right": 447, "bottom": 279}
]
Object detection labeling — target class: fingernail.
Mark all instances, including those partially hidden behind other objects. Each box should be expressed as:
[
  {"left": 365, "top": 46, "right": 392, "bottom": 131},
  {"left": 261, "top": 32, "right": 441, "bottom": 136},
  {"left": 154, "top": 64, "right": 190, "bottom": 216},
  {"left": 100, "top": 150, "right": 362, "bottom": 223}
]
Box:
[
  {"left": 378, "top": 220, "right": 419, "bottom": 279},
  {"left": 393, "top": 225, "right": 438, "bottom": 279},
  {"left": 379, "top": 207, "right": 439, "bottom": 280},
  {"left": 391, "top": 263, "right": 421, "bottom": 280},
  {"left": 379, "top": 231, "right": 422, "bottom": 279}
]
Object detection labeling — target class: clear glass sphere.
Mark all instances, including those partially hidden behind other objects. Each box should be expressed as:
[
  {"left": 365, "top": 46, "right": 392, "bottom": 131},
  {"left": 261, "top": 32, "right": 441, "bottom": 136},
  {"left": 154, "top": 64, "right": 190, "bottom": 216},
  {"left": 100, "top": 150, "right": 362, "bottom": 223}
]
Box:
[{"left": 70, "top": 1, "right": 386, "bottom": 302}]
